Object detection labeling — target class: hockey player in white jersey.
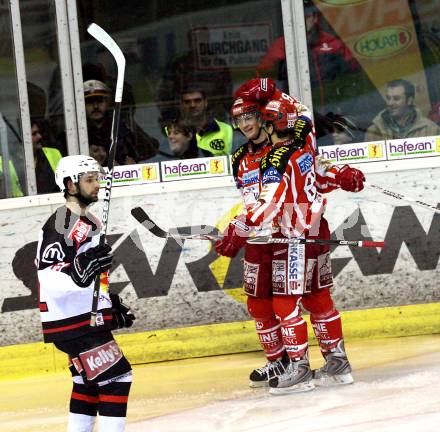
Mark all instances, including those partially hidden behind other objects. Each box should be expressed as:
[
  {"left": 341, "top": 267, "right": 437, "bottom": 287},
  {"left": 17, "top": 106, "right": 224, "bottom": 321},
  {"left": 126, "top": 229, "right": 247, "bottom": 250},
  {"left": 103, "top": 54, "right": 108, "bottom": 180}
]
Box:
[{"left": 36, "top": 155, "right": 135, "bottom": 432}]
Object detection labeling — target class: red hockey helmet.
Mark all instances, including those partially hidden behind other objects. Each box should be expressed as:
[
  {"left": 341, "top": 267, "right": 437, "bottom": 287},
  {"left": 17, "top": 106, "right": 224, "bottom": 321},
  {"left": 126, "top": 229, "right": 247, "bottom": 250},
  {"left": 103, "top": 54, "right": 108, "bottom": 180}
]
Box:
[
  {"left": 260, "top": 96, "right": 299, "bottom": 134},
  {"left": 230, "top": 98, "right": 261, "bottom": 129}
]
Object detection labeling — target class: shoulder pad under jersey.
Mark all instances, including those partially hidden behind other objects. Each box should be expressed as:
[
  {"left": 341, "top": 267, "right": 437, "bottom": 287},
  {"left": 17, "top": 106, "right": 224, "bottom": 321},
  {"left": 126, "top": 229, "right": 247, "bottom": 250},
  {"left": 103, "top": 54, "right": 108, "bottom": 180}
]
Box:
[
  {"left": 260, "top": 144, "right": 297, "bottom": 175},
  {"left": 231, "top": 144, "right": 249, "bottom": 178}
]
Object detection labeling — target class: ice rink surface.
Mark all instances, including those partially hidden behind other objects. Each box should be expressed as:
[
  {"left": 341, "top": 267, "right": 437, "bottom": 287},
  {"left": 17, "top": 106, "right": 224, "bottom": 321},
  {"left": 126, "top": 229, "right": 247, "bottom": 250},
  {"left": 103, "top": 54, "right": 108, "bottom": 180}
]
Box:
[
  {"left": 128, "top": 350, "right": 440, "bottom": 432},
  {"left": 127, "top": 353, "right": 440, "bottom": 432},
  {"left": 2, "top": 335, "right": 440, "bottom": 432}
]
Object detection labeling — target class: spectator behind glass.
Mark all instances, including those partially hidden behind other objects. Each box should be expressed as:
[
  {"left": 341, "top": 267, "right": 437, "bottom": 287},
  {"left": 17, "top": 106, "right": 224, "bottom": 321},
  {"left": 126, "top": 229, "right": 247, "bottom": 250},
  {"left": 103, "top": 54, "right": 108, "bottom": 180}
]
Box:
[
  {"left": 429, "top": 101, "right": 440, "bottom": 125},
  {"left": 327, "top": 113, "right": 358, "bottom": 145},
  {"left": 180, "top": 86, "right": 233, "bottom": 157},
  {"left": 149, "top": 119, "right": 200, "bottom": 162},
  {"left": 89, "top": 141, "right": 108, "bottom": 167},
  {"left": 32, "top": 119, "right": 62, "bottom": 194},
  {"left": 365, "top": 79, "right": 440, "bottom": 141},
  {"left": 155, "top": 27, "right": 232, "bottom": 124},
  {"left": 305, "top": 1, "right": 360, "bottom": 112},
  {"left": 84, "top": 79, "right": 138, "bottom": 165},
  {"left": 119, "top": 81, "right": 159, "bottom": 161},
  {"left": 314, "top": 112, "right": 359, "bottom": 146},
  {"left": 83, "top": 63, "right": 159, "bottom": 161},
  {"left": 0, "top": 159, "right": 23, "bottom": 199},
  {"left": 256, "top": 36, "right": 289, "bottom": 93}
]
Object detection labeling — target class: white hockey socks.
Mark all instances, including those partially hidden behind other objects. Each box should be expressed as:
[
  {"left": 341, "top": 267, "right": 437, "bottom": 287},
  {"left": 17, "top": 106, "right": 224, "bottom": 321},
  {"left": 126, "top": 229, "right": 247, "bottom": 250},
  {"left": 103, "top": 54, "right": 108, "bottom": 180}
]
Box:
[
  {"left": 98, "top": 415, "right": 126, "bottom": 432},
  {"left": 67, "top": 412, "right": 96, "bottom": 432}
]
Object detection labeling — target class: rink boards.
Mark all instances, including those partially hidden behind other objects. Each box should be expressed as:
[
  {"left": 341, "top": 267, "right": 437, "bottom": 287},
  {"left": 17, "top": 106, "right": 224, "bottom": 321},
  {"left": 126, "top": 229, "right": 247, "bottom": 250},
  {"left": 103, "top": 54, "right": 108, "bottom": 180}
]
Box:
[{"left": 0, "top": 166, "right": 439, "bottom": 372}]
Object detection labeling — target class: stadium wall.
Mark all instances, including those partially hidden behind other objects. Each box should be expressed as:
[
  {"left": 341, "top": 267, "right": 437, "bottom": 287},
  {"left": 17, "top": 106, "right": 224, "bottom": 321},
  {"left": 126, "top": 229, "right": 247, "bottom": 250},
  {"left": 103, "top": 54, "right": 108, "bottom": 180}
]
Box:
[{"left": 0, "top": 166, "right": 439, "bottom": 376}]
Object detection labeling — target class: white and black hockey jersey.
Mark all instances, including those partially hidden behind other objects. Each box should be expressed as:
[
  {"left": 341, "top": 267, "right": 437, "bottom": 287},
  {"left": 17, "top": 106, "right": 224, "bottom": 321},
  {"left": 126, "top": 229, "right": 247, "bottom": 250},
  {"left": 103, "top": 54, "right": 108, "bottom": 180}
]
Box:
[{"left": 36, "top": 206, "right": 113, "bottom": 343}]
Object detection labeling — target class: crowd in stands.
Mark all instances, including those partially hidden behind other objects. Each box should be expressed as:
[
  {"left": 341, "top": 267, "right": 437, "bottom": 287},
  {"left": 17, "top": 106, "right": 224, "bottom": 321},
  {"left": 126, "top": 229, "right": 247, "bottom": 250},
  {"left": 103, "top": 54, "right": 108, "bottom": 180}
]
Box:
[
  {"left": 2, "top": 72, "right": 438, "bottom": 200},
  {"left": 2, "top": 6, "right": 440, "bottom": 198}
]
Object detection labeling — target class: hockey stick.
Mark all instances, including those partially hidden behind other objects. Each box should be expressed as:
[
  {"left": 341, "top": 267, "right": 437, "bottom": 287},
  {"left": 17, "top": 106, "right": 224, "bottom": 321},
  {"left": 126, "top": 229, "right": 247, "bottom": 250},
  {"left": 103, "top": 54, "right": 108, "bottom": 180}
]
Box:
[
  {"left": 88, "top": 24, "right": 126, "bottom": 327},
  {"left": 131, "top": 207, "right": 221, "bottom": 241},
  {"left": 131, "top": 207, "right": 384, "bottom": 248},
  {"left": 366, "top": 183, "right": 440, "bottom": 215},
  {"left": 247, "top": 236, "right": 385, "bottom": 248}
]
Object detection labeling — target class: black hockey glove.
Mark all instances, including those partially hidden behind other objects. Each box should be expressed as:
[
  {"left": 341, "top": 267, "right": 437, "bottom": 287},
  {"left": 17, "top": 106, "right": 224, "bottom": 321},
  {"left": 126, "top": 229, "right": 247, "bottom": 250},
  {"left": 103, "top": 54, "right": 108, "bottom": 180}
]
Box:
[
  {"left": 292, "top": 116, "right": 313, "bottom": 148},
  {"left": 110, "top": 294, "right": 136, "bottom": 329},
  {"left": 71, "top": 244, "right": 113, "bottom": 288}
]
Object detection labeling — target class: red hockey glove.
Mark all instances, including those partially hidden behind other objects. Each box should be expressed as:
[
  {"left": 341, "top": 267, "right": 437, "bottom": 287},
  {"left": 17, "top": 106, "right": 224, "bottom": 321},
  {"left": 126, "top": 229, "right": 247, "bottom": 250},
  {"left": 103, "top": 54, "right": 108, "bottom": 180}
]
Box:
[
  {"left": 336, "top": 165, "right": 365, "bottom": 192},
  {"left": 233, "top": 78, "right": 276, "bottom": 102},
  {"left": 215, "top": 216, "right": 251, "bottom": 258},
  {"left": 293, "top": 116, "right": 313, "bottom": 148}
]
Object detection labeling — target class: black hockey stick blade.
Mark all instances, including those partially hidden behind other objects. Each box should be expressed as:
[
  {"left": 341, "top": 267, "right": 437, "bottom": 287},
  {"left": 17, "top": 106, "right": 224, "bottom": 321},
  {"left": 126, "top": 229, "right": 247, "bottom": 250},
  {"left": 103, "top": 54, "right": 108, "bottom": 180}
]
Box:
[
  {"left": 131, "top": 207, "right": 168, "bottom": 238},
  {"left": 131, "top": 207, "right": 222, "bottom": 241}
]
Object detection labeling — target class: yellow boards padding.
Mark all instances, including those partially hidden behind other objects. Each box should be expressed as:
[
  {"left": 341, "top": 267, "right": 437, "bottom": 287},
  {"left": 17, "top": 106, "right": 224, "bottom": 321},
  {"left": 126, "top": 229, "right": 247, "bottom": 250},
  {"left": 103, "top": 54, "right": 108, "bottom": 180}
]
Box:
[{"left": 1, "top": 302, "right": 440, "bottom": 380}]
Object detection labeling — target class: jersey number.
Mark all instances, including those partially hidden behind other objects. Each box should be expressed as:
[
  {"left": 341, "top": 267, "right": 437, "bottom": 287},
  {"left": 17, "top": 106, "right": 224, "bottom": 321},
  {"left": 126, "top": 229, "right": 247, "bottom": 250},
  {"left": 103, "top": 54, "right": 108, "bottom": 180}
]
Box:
[{"left": 304, "top": 171, "right": 316, "bottom": 202}]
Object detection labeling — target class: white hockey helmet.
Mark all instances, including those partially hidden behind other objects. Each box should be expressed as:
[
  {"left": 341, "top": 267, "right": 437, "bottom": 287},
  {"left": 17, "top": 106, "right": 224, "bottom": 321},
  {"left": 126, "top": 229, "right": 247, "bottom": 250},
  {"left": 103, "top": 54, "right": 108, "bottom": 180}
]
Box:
[{"left": 55, "top": 155, "right": 104, "bottom": 191}]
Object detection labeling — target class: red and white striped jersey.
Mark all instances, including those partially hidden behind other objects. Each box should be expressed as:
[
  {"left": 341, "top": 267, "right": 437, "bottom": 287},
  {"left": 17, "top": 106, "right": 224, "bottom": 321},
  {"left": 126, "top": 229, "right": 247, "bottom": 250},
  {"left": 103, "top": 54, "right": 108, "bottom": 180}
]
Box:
[
  {"left": 268, "top": 91, "right": 341, "bottom": 195},
  {"left": 315, "top": 156, "right": 340, "bottom": 193},
  {"left": 247, "top": 140, "right": 326, "bottom": 238},
  {"left": 231, "top": 139, "right": 274, "bottom": 236}
]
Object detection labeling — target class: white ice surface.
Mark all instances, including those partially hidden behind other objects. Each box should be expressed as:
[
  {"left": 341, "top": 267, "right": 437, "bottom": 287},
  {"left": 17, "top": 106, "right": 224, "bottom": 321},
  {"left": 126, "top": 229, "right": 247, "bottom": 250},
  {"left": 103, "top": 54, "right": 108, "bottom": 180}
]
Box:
[{"left": 127, "top": 351, "right": 440, "bottom": 432}]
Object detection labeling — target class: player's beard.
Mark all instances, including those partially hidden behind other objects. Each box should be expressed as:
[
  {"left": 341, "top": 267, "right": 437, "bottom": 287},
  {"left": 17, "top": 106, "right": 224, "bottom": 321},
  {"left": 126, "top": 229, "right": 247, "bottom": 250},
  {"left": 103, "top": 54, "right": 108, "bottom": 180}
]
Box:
[{"left": 76, "top": 184, "right": 99, "bottom": 206}]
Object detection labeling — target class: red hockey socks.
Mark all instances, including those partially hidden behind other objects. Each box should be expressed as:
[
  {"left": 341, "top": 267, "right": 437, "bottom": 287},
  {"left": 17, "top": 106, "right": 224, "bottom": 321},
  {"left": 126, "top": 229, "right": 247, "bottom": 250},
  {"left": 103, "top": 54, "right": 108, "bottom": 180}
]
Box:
[
  {"left": 273, "top": 295, "right": 308, "bottom": 359},
  {"left": 247, "top": 297, "right": 284, "bottom": 361},
  {"left": 310, "top": 309, "right": 343, "bottom": 355}
]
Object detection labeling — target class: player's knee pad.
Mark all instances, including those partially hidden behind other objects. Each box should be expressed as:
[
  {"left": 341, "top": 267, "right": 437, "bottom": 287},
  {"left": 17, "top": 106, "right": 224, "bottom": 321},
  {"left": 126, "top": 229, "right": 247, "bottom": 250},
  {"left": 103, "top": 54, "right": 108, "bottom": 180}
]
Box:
[
  {"left": 70, "top": 376, "right": 99, "bottom": 417},
  {"left": 272, "top": 295, "right": 302, "bottom": 322},
  {"left": 97, "top": 371, "right": 132, "bottom": 418},
  {"left": 247, "top": 296, "right": 274, "bottom": 320},
  {"left": 301, "top": 287, "right": 335, "bottom": 315}
]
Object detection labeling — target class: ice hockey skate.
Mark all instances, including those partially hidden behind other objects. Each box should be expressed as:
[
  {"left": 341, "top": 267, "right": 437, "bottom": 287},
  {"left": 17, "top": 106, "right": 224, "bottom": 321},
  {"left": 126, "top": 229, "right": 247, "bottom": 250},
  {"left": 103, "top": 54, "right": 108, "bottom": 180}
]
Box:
[
  {"left": 313, "top": 340, "right": 354, "bottom": 386},
  {"left": 249, "top": 351, "right": 290, "bottom": 388},
  {"left": 268, "top": 353, "right": 315, "bottom": 395}
]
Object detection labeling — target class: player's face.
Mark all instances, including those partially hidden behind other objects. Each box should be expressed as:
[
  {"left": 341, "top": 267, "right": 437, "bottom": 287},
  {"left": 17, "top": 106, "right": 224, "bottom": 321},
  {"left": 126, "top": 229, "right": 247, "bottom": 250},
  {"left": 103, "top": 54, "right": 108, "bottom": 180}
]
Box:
[
  {"left": 78, "top": 172, "right": 100, "bottom": 202},
  {"left": 236, "top": 113, "right": 262, "bottom": 141},
  {"left": 385, "top": 86, "right": 411, "bottom": 119}
]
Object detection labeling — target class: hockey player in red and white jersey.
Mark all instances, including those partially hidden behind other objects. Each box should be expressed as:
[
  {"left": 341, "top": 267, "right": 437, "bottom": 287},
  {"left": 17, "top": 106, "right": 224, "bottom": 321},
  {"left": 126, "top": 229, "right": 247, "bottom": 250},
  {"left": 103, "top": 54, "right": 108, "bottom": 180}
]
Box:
[
  {"left": 221, "top": 96, "right": 291, "bottom": 385},
  {"left": 37, "top": 155, "right": 135, "bottom": 431},
  {"left": 216, "top": 79, "right": 364, "bottom": 394}
]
